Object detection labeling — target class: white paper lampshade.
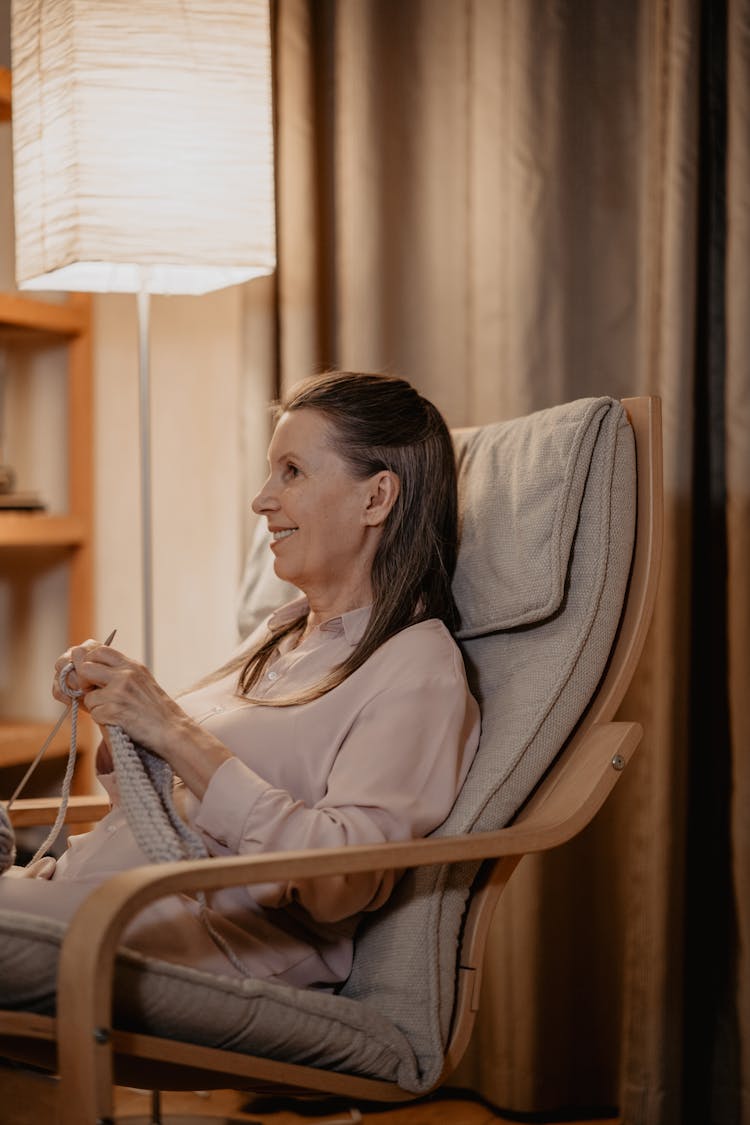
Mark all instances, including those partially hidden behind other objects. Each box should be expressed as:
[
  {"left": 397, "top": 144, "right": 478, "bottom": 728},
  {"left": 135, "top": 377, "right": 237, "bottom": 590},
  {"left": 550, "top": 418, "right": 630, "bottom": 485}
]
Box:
[{"left": 11, "top": 0, "right": 275, "bottom": 295}]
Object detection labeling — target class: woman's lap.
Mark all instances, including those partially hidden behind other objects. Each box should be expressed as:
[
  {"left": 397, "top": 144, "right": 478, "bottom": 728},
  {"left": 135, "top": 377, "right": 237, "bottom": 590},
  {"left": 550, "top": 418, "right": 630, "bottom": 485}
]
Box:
[
  {"left": 0, "top": 871, "right": 95, "bottom": 923},
  {"left": 0, "top": 872, "right": 340, "bottom": 992}
]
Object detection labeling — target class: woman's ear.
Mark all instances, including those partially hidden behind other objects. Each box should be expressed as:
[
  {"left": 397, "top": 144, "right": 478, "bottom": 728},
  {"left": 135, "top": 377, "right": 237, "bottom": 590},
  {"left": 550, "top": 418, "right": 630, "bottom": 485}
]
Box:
[{"left": 363, "top": 471, "right": 400, "bottom": 527}]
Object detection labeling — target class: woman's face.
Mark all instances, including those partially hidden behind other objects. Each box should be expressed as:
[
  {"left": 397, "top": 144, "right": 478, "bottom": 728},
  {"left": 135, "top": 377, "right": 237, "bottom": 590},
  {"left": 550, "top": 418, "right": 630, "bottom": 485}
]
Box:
[{"left": 252, "top": 408, "right": 393, "bottom": 607}]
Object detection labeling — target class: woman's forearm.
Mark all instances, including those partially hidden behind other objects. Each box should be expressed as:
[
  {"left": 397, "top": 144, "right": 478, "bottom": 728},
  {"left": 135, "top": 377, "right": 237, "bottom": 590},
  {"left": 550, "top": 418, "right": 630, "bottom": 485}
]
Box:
[
  {"left": 159, "top": 715, "right": 234, "bottom": 800},
  {"left": 110, "top": 714, "right": 234, "bottom": 802}
]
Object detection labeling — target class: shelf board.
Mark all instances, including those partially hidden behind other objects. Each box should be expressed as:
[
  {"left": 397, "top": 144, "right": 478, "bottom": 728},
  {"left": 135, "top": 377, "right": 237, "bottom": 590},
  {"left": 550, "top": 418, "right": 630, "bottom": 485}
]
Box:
[
  {"left": 0, "top": 66, "right": 10, "bottom": 122},
  {"left": 0, "top": 292, "right": 90, "bottom": 340},
  {"left": 0, "top": 514, "right": 87, "bottom": 548},
  {"left": 7, "top": 794, "right": 110, "bottom": 827},
  {"left": 0, "top": 719, "right": 73, "bottom": 771}
]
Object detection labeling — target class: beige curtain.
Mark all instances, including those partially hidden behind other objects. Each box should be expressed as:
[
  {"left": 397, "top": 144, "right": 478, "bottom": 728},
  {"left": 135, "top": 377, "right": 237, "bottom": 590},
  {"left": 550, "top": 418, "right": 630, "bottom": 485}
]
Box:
[
  {"left": 727, "top": 0, "right": 750, "bottom": 1119},
  {"left": 263, "top": 1, "right": 750, "bottom": 1119}
]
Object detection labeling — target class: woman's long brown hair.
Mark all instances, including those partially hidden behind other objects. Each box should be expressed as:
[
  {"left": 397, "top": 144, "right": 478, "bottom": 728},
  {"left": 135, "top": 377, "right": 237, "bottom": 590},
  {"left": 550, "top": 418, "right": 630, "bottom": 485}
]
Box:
[{"left": 236, "top": 372, "right": 460, "bottom": 707}]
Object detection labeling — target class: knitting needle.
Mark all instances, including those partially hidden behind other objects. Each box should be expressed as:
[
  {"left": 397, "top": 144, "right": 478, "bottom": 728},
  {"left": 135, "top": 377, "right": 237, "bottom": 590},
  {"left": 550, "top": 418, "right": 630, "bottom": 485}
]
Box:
[{"left": 5, "top": 629, "right": 117, "bottom": 811}]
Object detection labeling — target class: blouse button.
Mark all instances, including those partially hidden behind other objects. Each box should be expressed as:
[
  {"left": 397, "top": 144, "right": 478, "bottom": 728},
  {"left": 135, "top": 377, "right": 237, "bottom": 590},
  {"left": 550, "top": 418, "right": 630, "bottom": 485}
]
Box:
[{"left": 267, "top": 670, "right": 279, "bottom": 682}]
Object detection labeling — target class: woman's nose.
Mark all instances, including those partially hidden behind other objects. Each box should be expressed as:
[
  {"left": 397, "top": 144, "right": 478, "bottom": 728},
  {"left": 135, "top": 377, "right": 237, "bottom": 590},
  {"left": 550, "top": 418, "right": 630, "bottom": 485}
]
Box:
[{"left": 251, "top": 477, "right": 279, "bottom": 515}]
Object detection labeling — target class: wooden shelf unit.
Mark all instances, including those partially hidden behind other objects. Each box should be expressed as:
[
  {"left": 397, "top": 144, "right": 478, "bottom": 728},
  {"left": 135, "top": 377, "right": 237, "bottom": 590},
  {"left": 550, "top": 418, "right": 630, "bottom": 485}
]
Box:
[
  {"left": 0, "top": 290, "right": 91, "bottom": 338},
  {"left": 0, "top": 63, "right": 95, "bottom": 785},
  {"left": 0, "top": 65, "right": 10, "bottom": 122},
  {"left": 0, "top": 720, "right": 73, "bottom": 771},
  {"left": 0, "top": 514, "right": 87, "bottom": 549}
]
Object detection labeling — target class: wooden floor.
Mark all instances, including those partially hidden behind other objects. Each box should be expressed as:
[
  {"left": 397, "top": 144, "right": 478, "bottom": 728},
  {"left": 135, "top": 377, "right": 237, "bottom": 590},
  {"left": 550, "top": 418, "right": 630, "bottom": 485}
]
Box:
[
  {"left": 0, "top": 1063, "right": 620, "bottom": 1124},
  {"left": 0, "top": 1068, "right": 621, "bottom": 1123},
  {"left": 114, "top": 1086, "right": 621, "bottom": 1124}
]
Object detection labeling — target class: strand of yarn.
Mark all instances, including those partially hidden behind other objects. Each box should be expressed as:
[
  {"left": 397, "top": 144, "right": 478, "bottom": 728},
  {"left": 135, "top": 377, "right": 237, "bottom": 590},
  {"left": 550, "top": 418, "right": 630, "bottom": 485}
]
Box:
[
  {"left": 28, "top": 694, "right": 80, "bottom": 866},
  {"left": 0, "top": 667, "right": 82, "bottom": 874},
  {"left": 0, "top": 803, "right": 15, "bottom": 874}
]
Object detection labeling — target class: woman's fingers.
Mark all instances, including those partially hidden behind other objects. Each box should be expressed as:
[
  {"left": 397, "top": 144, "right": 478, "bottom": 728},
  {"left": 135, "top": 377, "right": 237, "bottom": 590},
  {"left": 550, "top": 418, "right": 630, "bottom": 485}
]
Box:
[
  {"left": 83, "top": 666, "right": 151, "bottom": 723},
  {"left": 52, "top": 637, "right": 102, "bottom": 700},
  {"left": 81, "top": 663, "right": 184, "bottom": 762},
  {"left": 52, "top": 680, "right": 68, "bottom": 704},
  {"left": 24, "top": 856, "right": 57, "bottom": 879},
  {"left": 73, "top": 642, "right": 122, "bottom": 676},
  {"left": 50, "top": 642, "right": 182, "bottom": 766},
  {"left": 75, "top": 656, "right": 117, "bottom": 687}
]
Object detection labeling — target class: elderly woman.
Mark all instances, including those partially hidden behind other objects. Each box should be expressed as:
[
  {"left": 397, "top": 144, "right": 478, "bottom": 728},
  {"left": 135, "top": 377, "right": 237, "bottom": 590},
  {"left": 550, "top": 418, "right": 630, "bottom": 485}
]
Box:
[{"left": 1, "top": 372, "right": 480, "bottom": 990}]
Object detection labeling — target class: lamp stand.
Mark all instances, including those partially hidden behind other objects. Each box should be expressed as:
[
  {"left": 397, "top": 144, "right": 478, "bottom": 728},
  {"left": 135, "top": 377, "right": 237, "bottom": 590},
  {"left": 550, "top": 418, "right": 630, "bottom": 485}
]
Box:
[
  {"left": 116, "top": 1087, "right": 252, "bottom": 1124},
  {"left": 117, "top": 1086, "right": 360, "bottom": 1123},
  {"left": 136, "top": 289, "right": 154, "bottom": 670}
]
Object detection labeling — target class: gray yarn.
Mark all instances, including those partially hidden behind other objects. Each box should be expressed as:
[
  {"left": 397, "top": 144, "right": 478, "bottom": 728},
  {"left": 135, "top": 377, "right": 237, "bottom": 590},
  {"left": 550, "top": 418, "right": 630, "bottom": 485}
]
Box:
[
  {"left": 0, "top": 668, "right": 82, "bottom": 875},
  {"left": 0, "top": 804, "right": 15, "bottom": 874},
  {"left": 28, "top": 689, "right": 82, "bottom": 867},
  {"left": 105, "top": 725, "right": 206, "bottom": 865}
]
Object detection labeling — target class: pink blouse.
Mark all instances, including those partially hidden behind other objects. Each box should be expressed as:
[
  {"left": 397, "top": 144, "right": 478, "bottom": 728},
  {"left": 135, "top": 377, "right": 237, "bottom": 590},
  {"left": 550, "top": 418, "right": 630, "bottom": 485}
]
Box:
[{"left": 21, "top": 601, "right": 480, "bottom": 987}]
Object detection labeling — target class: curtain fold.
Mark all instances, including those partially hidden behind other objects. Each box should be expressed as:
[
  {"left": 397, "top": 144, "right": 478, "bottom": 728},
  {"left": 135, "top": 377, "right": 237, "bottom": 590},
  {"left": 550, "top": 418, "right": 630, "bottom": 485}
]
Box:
[
  {"left": 727, "top": 0, "right": 750, "bottom": 1117},
  {"left": 265, "top": 1, "right": 750, "bottom": 1119}
]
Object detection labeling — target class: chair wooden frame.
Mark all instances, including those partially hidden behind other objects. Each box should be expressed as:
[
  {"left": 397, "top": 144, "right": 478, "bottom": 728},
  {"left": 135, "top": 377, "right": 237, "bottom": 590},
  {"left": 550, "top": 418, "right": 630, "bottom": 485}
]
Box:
[{"left": 0, "top": 397, "right": 663, "bottom": 1125}]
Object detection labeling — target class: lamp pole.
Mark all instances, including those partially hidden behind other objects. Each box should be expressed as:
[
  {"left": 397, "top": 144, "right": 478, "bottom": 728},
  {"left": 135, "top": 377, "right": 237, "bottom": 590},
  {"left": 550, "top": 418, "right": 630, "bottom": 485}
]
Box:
[{"left": 136, "top": 286, "right": 154, "bottom": 670}]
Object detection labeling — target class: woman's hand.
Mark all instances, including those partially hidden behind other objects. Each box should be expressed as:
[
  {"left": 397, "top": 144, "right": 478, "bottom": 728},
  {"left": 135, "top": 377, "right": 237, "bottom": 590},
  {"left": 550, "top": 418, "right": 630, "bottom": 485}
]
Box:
[
  {"left": 52, "top": 638, "right": 100, "bottom": 702},
  {"left": 4, "top": 857, "right": 56, "bottom": 879},
  {"left": 61, "top": 644, "right": 233, "bottom": 796},
  {"left": 62, "top": 644, "right": 186, "bottom": 762}
]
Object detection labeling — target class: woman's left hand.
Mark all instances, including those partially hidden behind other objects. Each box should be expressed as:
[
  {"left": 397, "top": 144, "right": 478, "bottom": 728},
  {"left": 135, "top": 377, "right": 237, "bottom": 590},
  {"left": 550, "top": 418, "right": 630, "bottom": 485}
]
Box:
[{"left": 70, "top": 644, "right": 187, "bottom": 764}]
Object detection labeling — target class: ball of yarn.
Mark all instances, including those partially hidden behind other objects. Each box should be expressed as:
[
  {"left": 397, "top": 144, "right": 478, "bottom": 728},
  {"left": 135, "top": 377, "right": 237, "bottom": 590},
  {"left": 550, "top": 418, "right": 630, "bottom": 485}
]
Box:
[{"left": 0, "top": 802, "right": 16, "bottom": 874}]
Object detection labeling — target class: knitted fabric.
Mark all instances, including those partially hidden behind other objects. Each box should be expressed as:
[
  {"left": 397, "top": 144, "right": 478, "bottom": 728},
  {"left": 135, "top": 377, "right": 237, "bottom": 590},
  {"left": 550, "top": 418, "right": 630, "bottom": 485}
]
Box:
[{"left": 105, "top": 725, "right": 207, "bottom": 865}]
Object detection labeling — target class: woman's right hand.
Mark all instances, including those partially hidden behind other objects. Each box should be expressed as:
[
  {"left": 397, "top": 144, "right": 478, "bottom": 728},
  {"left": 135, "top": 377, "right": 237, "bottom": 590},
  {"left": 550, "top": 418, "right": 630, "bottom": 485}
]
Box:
[
  {"left": 4, "top": 857, "right": 57, "bottom": 879},
  {"left": 52, "top": 639, "right": 101, "bottom": 704}
]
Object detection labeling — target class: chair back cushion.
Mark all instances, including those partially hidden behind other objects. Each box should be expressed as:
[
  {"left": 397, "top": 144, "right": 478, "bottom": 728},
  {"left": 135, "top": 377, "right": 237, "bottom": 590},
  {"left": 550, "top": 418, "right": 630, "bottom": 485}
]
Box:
[{"left": 339, "top": 397, "right": 635, "bottom": 1087}]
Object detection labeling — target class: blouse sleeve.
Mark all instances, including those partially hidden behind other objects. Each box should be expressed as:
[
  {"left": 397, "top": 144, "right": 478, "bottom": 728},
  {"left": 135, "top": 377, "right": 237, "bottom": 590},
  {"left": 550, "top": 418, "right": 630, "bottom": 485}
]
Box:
[{"left": 192, "top": 642, "right": 480, "bottom": 924}]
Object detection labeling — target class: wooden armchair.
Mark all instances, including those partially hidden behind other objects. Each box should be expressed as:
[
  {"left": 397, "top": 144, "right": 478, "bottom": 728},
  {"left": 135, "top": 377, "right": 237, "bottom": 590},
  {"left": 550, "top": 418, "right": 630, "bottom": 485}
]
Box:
[{"left": 0, "top": 397, "right": 662, "bottom": 1125}]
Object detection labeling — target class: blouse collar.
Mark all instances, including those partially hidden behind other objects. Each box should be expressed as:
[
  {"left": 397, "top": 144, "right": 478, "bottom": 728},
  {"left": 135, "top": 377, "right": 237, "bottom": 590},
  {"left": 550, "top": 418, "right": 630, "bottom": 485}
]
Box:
[{"left": 267, "top": 597, "right": 371, "bottom": 648}]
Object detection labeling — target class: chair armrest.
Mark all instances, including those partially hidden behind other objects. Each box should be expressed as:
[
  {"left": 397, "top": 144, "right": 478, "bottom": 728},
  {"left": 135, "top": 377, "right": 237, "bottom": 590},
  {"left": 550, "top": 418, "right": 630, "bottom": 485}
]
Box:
[
  {"left": 63, "top": 719, "right": 640, "bottom": 942},
  {"left": 7, "top": 795, "right": 111, "bottom": 827}
]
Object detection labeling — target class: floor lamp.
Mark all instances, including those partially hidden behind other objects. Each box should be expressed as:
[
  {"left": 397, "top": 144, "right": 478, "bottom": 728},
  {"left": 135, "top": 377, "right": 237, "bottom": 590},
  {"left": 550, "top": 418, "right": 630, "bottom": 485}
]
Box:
[{"left": 10, "top": 0, "right": 276, "bottom": 670}]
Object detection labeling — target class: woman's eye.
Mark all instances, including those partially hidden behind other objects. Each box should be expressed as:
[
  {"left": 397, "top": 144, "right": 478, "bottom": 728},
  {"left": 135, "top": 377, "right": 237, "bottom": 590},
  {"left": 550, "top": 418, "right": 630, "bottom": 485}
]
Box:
[{"left": 285, "top": 463, "right": 300, "bottom": 479}]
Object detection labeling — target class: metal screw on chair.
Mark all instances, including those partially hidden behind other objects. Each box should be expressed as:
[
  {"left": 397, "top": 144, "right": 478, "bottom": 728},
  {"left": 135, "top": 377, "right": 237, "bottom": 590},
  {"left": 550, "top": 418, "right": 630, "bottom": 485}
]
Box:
[
  {"left": 93, "top": 1026, "right": 111, "bottom": 1044},
  {"left": 611, "top": 754, "right": 626, "bottom": 771}
]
